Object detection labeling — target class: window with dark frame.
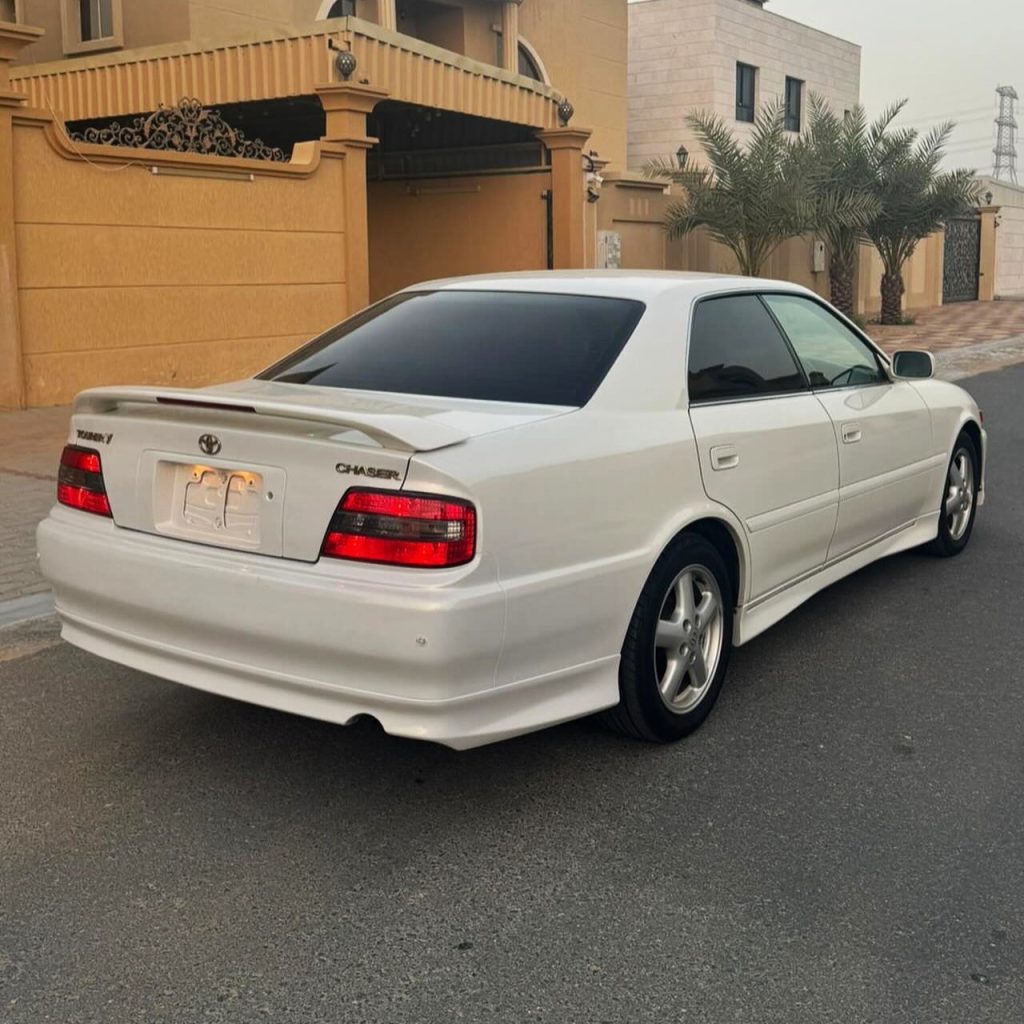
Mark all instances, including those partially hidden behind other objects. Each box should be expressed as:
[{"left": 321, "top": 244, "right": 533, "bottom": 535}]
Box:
[
  {"left": 517, "top": 43, "right": 544, "bottom": 81},
  {"left": 785, "top": 76, "right": 804, "bottom": 132},
  {"left": 327, "top": 0, "right": 356, "bottom": 15},
  {"left": 687, "top": 295, "right": 806, "bottom": 403},
  {"left": 736, "top": 63, "right": 757, "bottom": 123},
  {"left": 79, "top": 0, "right": 114, "bottom": 41}
]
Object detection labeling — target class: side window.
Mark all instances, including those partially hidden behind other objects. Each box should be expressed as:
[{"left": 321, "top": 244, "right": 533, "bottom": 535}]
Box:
[
  {"left": 688, "top": 295, "right": 806, "bottom": 404},
  {"left": 763, "top": 294, "right": 887, "bottom": 389}
]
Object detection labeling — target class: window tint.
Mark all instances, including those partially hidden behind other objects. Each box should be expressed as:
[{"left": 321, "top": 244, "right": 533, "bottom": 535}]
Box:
[
  {"left": 785, "top": 76, "right": 803, "bottom": 132},
  {"left": 763, "top": 294, "right": 887, "bottom": 389},
  {"left": 736, "top": 63, "right": 757, "bottom": 123},
  {"left": 259, "top": 290, "right": 646, "bottom": 407},
  {"left": 688, "top": 295, "right": 806, "bottom": 403}
]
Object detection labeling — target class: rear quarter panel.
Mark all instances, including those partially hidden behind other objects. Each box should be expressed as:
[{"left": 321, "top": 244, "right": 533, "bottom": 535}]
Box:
[{"left": 407, "top": 410, "right": 749, "bottom": 689}]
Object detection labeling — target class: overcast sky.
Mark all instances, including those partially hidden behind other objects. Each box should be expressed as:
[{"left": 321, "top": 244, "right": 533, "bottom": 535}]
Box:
[{"left": 766, "top": 0, "right": 1022, "bottom": 174}]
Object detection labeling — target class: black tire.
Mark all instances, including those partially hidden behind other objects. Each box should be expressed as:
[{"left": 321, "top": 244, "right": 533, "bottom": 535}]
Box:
[
  {"left": 926, "top": 431, "right": 980, "bottom": 558},
  {"left": 602, "top": 533, "right": 734, "bottom": 742}
]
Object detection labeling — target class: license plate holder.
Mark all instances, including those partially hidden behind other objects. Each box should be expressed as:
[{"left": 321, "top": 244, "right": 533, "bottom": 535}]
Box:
[{"left": 147, "top": 456, "right": 284, "bottom": 554}]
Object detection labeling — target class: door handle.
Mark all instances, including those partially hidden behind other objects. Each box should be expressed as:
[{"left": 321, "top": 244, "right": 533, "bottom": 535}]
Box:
[
  {"left": 710, "top": 444, "right": 740, "bottom": 471},
  {"left": 841, "top": 422, "right": 862, "bottom": 444}
]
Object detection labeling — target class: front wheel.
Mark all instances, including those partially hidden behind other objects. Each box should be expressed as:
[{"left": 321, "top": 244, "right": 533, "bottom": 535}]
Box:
[
  {"left": 927, "top": 431, "right": 979, "bottom": 557},
  {"left": 602, "top": 534, "right": 733, "bottom": 742}
]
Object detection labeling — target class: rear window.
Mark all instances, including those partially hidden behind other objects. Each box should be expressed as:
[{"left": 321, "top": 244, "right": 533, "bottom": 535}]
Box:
[{"left": 259, "top": 290, "right": 646, "bottom": 407}]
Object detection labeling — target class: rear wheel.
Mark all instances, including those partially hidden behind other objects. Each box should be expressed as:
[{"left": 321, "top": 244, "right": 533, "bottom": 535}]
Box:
[
  {"left": 602, "top": 534, "right": 733, "bottom": 742},
  {"left": 927, "top": 432, "right": 979, "bottom": 557}
]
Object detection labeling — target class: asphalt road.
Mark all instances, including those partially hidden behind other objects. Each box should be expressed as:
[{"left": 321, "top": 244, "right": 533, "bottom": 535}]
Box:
[{"left": 2, "top": 366, "right": 1023, "bottom": 1024}]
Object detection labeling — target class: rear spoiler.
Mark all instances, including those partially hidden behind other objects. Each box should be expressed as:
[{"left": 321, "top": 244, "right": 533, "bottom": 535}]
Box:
[{"left": 73, "top": 387, "right": 469, "bottom": 453}]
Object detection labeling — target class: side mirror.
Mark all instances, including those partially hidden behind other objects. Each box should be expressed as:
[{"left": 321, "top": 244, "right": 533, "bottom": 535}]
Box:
[{"left": 891, "top": 350, "right": 935, "bottom": 380}]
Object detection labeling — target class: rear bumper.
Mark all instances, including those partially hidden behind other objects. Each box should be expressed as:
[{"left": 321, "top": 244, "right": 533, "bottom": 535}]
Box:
[{"left": 37, "top": 509, "right": 618, "bottom": 749}]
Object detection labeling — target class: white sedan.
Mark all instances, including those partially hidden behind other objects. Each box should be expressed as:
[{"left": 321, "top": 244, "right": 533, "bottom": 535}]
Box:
[{"left": 37, "top": 273, "right": 986, "bottom": 749}]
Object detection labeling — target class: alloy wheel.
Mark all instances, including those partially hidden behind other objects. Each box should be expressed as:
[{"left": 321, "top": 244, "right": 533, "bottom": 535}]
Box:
[
  {"left": 945, "top": 449, "right": 974, "bottom": 541},
  {"left": 653, "top": 564, "right": 724, "bottom": 713}
]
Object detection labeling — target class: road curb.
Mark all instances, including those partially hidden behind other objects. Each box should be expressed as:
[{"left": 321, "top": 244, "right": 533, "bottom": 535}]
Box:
[{"left": 0, "top": 592, "right": 55, "bottom": 629}]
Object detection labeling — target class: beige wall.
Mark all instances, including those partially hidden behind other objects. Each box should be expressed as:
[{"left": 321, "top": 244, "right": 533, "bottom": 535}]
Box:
[
  {"left": 521, "top": 0, "right": 628, "bottom": 170},
  {"left": 855, "top": 232, "right": 944, "bottom": 317},
  {"left": 11, "top": 0, "right": 62, "bottom": 62},
  {"left": 629, "top": 0, "right": 861, "bottom": 170},
  {"left": 979, "top": 176, "right": 1024, "bottom": 299},
  {"left": 597, "top": 176, "right": 950, "bottom": 316},
  {"left": 8, "top": 115, "right": 348, "bottom": 407},
  {"left": 368, "top": 168, "right": 551, "bottom": 300},
  {"left": 17, "top": 0, "right": 190, "bottom": 63}
]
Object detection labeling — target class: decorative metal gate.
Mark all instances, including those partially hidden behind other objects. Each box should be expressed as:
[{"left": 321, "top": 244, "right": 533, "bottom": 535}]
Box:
[{"left": 942, "top": 214, "right": 982, "bottom": 303}]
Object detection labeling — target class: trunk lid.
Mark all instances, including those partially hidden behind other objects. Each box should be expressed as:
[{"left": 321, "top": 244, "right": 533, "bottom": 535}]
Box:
[{"left": 71, "top": 382, "right": 570, "bottom": 562}]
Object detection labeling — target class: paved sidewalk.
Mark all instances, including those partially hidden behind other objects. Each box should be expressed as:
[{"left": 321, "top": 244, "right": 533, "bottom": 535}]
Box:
[
  {"left": 0, "top": 407, "right": 69, "bottom": 603},
  {"left": 2, "top": 313, "right": 1024, "bottom": 609},
  {"left": 868, "top": 298, "right": 1024, "bottom": 351}
]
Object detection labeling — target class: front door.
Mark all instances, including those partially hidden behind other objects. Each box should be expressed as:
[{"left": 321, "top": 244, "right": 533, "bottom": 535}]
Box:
[
  {"left": 686, "top": 294, "right": 840, "bottom": 601},
  {"left": 762, "top": 294, "right": 935, "bottom": 560}
]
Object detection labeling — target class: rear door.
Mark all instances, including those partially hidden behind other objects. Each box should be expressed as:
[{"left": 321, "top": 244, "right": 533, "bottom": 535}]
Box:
[
  {"left": 762, "top": 294, "right": 935, "bottom": 560},
  {"left": 687, "top": 294, "right": 840, "bottom": 601}
]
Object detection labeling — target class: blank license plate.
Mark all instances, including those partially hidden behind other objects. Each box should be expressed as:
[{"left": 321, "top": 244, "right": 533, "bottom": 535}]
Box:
[{"left": 179, "top": 464, "right": 263, "bottom": 545}]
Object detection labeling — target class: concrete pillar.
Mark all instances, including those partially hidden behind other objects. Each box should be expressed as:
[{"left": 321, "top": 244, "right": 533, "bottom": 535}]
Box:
[
  {"left": 978, "top": 205, "right": 1000, "bottom": 303},
  {"left": 0, "top": 22, "right": 43, "bottom": 410},
  {"left": 315, "top": 81, "right": 388, "bottom": 315},
  {"left": 377, "top": 0, "right": 397, "bottom": 32},
  {"left": 497, "top": 1, "right": 522, "bottom": 72},
  {"left": 538, "top": 127, "right": 591, "bottom": 270}
]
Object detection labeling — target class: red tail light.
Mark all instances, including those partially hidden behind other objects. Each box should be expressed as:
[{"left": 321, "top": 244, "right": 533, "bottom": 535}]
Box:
[
  {"left": 57, "top": 445, "right": 112, "bottom": 517},
  {"left": 322, "top": 489, "right": 476, "bottom": 568}
]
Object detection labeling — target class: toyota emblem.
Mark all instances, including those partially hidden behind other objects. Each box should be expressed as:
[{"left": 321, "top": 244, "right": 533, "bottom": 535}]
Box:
[{"left": 198, "top": 433, "right": 222, "bottom": 456}]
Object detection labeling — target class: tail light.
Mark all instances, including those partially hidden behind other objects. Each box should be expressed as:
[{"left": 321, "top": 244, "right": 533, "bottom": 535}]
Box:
[
  {"left": 57, "top": 445, "right": 112, "bottom": 517},
  {"left": 322, "top": 489, "right": 476, "bottom": 568}
]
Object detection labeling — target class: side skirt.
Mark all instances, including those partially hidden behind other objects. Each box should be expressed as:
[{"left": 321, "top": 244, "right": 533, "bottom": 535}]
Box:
[{"left": 734, "top": 512, "right": 940, "bottom": 646}]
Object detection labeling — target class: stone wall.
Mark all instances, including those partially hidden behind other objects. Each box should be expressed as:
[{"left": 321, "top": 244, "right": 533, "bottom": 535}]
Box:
[{"left": 628, "top": 0, "right": 861, "bottom": 169}]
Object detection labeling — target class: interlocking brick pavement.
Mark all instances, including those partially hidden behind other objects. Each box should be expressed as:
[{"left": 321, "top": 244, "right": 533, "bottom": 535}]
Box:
[
  {"left": 1, "top": 303, "right": 1024, "bottom": 609},
  {"left": 0, "top": 407, "right": 69, "bottom": 603},
  {"left": 869, "top": 298, "right": 1024, "bottom": 352}
]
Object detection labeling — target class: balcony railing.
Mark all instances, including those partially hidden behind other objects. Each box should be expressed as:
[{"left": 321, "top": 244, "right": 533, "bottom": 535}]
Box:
[{"left": 10, "top": 17, "right": 561, "bottom": 130}]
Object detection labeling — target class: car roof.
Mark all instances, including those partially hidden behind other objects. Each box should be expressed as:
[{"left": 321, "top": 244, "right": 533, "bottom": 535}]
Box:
[{"left": 402, "top": 270, "right": 817, "bottom": 303}]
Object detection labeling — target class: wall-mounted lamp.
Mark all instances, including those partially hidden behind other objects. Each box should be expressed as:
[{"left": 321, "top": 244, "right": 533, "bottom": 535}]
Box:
[
  {"left": 328, "top": 39, "right": 358, "bottom": 80},
  {"left": 676, "top": 144, "right": 689, "bottom": 169}
]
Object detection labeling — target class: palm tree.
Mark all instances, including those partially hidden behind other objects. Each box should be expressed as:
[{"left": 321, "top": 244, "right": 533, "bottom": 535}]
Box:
[
  {"left": 646, "top": 101, "right": 812, "bottom": 278},
  {"left": 866, "top": 123, "right": 980, "bottom": 325},
  {"left": 800, "top": 97, "right": 910, "bottom": 317}
]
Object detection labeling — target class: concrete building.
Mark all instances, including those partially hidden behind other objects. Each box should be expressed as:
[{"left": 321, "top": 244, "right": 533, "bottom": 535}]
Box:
[
  {"left": 628, "top": 0, "right": 862, "bottom": 168},
  {"left": 978, "top": 176, "right": 1024, "bottom": 299},
  {"left": 0, "top": 1, "right": 629, "bottom": 407}
]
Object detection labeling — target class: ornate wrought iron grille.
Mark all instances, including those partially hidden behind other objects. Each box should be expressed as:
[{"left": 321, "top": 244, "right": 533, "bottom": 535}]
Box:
[
  {"left": 942, "top": 214, "right": 982, "bottom": 304},
  {"left": 68, "top": 98, "right": 289, "bottom": 163}
]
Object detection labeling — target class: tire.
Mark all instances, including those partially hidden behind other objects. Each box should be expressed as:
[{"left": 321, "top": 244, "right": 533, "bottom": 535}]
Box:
[
  {"left": 927, "top": 431, "right": 980, "bottom": 558},
  {"left": 602, "top": 533, "right": 734, "bottom": 742}
]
